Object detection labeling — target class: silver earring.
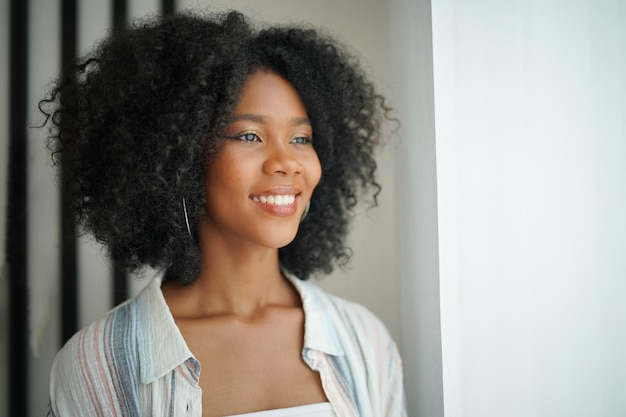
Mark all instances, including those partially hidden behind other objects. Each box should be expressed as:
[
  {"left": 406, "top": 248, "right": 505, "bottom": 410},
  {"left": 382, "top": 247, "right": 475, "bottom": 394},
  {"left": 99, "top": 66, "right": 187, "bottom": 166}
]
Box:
[
  {"left": 300, "top": 200, "right": 311, "bottom": 223},
  {"left": 182, "top": 197, "right": 193, "bottom": 238}
]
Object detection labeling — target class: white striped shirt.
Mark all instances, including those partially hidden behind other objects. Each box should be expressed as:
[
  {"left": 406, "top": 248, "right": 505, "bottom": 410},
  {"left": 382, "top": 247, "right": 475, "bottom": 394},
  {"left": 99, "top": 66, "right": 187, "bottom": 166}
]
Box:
[{"left": 48, "top": 274, "right": 407, "bottom": 417}]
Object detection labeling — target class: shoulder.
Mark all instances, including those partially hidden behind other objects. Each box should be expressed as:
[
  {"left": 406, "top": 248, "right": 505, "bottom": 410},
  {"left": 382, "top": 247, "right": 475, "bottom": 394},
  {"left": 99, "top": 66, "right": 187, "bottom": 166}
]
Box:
[
  {"left": 296, "top": 280, "right": 407, "bottom": 415},
  {"left": 324, "top": 292, "right": 402, "bottom": 372},
  {"left": 299, "top": 279, "right": 394, "bottom": 346},
  {"left": 297, "top": 277, "right": 399, "bottom": 362},
  {"left": 290, "top": 276, "right": 396, "bottom": 347},
  {"left": 326, "top": 293, "right": 391, "bottom": 339},
  {"left": 49, "top": 299, "right": 141, "bottom": 415},
  {"left": 56, "top": 297, "right": 139, "bottom": 366}
]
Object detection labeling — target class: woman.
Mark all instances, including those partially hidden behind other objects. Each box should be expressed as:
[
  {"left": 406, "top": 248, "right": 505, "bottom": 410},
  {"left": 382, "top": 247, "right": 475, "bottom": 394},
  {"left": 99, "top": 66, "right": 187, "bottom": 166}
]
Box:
[{"left": 42, "top": 10, "right": 406, "bottom": 417}]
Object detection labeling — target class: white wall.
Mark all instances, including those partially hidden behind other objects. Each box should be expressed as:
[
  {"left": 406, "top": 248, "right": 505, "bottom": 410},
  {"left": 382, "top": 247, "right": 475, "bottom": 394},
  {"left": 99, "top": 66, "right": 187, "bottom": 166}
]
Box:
[
  {"left": 432, "top": 1, "right": 626, "bottom": 416},
  {"left": 391, "top": 0, "right": 443, "bottom": 415},
  {"left": 27, "top": 2, "right": 61, "bottom": 415}
]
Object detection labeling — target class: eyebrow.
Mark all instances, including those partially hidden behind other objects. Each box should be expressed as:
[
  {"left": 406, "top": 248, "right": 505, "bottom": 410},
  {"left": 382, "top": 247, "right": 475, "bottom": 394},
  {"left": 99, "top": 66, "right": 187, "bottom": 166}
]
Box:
[{"left": 231, "top": 114, "right": 312, "bottom": 127}]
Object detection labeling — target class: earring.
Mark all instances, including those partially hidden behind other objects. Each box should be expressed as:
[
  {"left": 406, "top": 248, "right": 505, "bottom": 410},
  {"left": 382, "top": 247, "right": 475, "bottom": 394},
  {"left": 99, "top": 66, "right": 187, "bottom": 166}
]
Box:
[
  {"left": 300, "top": 200, "right": 311, "bottom": 223},
  {"left": 182, "top": 197, "right": 193, "bottom": 238}
]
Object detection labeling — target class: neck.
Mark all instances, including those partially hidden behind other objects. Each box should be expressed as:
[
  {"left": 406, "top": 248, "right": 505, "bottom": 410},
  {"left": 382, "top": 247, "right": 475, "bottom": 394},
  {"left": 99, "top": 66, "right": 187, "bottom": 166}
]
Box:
[{"left": 163, "top": 220, "right": 300, "bottom": 320}]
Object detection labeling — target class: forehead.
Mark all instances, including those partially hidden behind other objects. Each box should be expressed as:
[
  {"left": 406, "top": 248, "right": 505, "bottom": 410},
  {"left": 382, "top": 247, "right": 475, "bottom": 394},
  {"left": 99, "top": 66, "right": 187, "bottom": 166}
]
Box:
[{"left": 233, "top": 70, "right": 308, "bottom": 118}]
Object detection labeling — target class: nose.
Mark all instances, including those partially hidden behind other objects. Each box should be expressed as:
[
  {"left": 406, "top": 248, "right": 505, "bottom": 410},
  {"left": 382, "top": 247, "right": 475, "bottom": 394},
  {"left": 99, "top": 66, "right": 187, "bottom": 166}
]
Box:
[{"left": 262, "top": 143, "right": 303, "bottom": 176}]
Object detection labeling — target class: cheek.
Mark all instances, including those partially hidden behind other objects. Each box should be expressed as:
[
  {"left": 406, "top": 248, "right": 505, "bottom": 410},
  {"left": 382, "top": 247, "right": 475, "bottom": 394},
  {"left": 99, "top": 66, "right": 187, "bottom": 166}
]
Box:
[
  {"left": 206, "top": 147, "right": 249, "bottom": 185},
  {"left": 204, "top": 155, "right": 245, "bottom": 204},
  {"left": 306, "top": 154, "right": 322, "bottom": 188}
]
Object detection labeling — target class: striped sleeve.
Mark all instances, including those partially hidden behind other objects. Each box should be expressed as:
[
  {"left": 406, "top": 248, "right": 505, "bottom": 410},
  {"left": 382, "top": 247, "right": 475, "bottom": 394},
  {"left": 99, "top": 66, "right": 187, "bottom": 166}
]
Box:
[
  {"left": 48, "top": 304, "right": 141, "bottom": 417},
  {"left": 329, "top": 296, "right": 408, "bottom": 417}
]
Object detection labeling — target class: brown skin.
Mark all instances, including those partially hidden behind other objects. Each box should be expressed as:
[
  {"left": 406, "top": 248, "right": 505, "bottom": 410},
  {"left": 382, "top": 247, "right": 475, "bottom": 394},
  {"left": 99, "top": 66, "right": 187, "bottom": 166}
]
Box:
[{"left": 161, "top": 71, "right": 326, "bottom": 416}]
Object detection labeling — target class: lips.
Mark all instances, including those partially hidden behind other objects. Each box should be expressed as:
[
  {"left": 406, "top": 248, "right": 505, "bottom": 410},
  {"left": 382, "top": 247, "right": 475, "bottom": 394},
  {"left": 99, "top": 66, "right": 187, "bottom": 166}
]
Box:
[
  {"left": 251, "top": 194, "right": 296, "bottom": 206},
  {"left": 250, "top": 188, "right": 300, "bottom": 216}
]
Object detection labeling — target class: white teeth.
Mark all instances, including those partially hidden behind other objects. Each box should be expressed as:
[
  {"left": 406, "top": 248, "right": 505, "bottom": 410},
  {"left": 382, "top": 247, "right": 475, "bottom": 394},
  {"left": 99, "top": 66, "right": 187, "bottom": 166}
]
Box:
[{"left": 252, "top": 194, "right": 296, "bottom": 206}]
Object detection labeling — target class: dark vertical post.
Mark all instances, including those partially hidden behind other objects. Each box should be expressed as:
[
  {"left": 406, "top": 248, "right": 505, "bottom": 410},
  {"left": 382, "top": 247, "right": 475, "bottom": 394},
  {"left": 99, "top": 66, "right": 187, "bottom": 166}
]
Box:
[
  {"left": 112, "top": 0, "right": 128, "bottom": 306},
  {"left": 7, "top": 0, "right": 28, "bottom": 415},
  {"left": 61, "top": 0, "right": 79, "bottom": 344},
  {"left": 113, "top": 0, "right": 127, "bottom": 33},
  {"left": 162, "top": 0, "right": 175, "bottom": 16}
]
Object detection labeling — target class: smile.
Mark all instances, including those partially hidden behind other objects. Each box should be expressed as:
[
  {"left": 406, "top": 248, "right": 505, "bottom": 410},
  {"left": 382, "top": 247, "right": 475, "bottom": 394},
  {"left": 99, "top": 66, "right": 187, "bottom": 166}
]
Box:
[{"left": 251, "top": 194, "right": 296, "bottom": 206}]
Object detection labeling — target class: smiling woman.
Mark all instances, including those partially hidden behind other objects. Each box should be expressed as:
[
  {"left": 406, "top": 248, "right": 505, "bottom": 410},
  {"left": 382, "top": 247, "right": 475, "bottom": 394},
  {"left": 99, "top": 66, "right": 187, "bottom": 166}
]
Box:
[
  {"left": 40, "top": 10, "right": 406, "bottom": 417},
  {"left": 200, "top": 71, "right": 321, "bottom": 252}
]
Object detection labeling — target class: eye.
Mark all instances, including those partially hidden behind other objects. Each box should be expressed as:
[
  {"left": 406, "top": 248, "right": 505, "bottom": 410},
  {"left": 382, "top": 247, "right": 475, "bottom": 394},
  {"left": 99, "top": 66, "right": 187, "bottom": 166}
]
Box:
[
  {"left": 290, "top": 136, "right": 313, "bottom": 145},
  {"left": 228, "top": 132, "right": 261, "bottom": 142}
]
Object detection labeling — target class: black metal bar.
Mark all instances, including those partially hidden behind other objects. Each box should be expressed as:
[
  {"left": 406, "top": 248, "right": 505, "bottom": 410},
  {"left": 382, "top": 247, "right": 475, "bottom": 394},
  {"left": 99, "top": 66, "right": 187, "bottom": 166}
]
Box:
[
  {"left": 162, "top": 0, "right": 175, "bottom": 16},
  {"left": 112, "top": 0, "right": 128, "bottom": 306},
  {"left": 113, "top": 263, "right": 128, "bottom": 306},
  {"left": 7, "top": 0, "right": 28, "bottom": 415},
  {"left": 61, "top": 0, "right": 79, "bottom": 344},
  {"left": 113, "top": 0, "right": 127, "bottom": 32}
]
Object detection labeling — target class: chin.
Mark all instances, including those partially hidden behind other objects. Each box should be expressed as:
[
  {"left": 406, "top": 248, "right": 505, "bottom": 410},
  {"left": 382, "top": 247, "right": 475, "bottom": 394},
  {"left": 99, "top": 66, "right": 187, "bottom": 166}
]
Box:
[
  {"left": 270, "top": 236, "right": 298, "bottom": 250},
  {"left": 259, "top": 228, "right": 299, "bottom": 250}
]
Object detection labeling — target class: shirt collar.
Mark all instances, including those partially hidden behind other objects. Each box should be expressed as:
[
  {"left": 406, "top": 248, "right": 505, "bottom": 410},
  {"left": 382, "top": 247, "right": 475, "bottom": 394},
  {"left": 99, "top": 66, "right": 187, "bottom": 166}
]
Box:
[
  {"left": 285, "top": 272, "right": 345, "bottom": 357},
  {"left": 135, "top": 277, "right": 196, "bottom": 384},
  {"left": 134, "top": 273, "right": 345, "bottom": 384}
]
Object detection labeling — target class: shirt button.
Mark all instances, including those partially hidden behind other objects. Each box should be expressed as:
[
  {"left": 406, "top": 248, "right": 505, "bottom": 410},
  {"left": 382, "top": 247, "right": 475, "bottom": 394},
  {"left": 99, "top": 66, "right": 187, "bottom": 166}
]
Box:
[{"left": 307, "top": 350, "right": 315, "bottom": 360}]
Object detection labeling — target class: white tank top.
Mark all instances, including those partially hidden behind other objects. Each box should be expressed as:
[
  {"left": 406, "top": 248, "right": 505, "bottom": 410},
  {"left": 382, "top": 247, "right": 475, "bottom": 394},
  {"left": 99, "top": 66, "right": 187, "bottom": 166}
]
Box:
[{"left": 224, "top": 402, "right": 336, "bottom": 417}]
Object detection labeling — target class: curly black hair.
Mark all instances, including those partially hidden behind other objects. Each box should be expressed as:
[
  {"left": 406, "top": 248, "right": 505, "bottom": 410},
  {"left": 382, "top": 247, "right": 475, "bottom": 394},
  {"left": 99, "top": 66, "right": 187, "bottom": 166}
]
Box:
[{"left": 40, "top": 10, "right": 387, "bottom": 284}]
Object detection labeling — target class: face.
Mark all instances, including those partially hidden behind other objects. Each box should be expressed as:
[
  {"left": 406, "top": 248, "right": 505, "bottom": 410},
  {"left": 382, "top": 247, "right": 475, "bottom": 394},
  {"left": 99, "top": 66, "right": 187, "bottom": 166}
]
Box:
[{"left": 201, "top": 70, "right": 322, "bottom": 250}]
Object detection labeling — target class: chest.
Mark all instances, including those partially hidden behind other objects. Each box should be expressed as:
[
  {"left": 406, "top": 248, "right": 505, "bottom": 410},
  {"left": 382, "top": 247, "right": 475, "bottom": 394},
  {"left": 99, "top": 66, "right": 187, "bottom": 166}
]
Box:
[{"left": 176, "top": 310, "right": 328, "bottom": 417}]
